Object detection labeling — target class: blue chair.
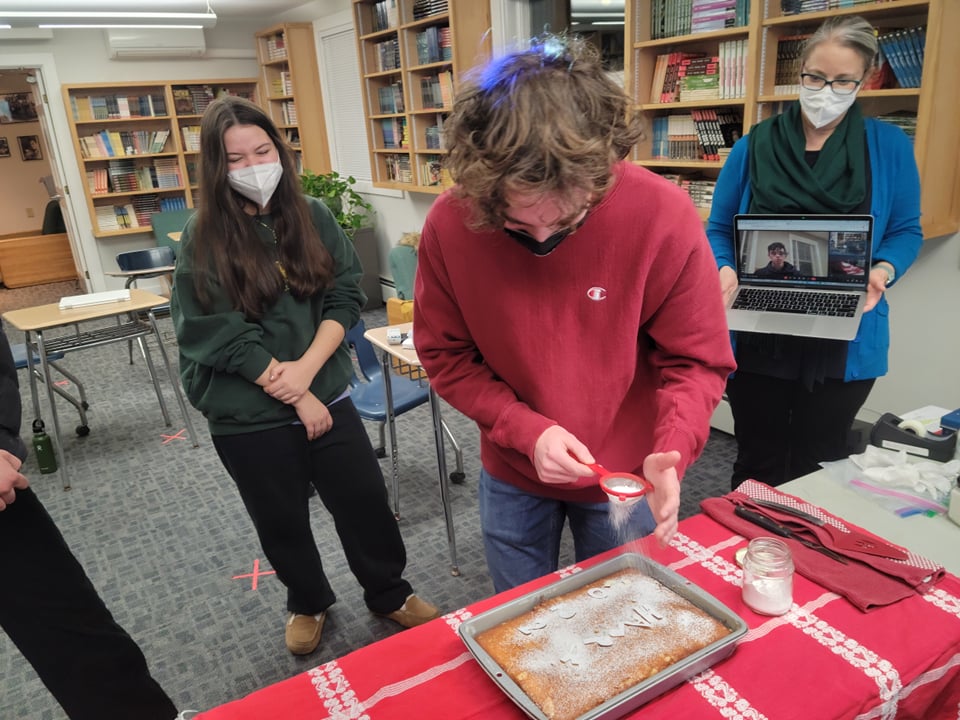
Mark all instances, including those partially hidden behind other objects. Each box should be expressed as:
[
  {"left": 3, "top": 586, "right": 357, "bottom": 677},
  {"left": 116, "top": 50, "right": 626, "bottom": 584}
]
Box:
[{"left": 345, "top": 319, "right": 465, "bottom": 518}]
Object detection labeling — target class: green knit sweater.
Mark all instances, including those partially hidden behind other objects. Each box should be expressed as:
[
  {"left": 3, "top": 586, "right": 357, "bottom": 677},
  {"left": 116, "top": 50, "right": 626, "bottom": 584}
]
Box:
[{"left": 171, "top": 196, "right": 365, "bottom": 436}]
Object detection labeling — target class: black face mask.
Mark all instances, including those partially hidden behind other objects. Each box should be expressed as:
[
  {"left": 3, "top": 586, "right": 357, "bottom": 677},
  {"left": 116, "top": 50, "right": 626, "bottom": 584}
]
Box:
[{"left": 503, "top": 226, "right": 573, "bottom": 256}]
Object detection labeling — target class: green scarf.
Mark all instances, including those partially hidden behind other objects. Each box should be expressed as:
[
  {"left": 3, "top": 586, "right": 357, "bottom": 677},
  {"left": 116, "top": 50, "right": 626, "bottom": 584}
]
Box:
[{"left": 748, "top": 101, "right": 866, "bottom": 214}]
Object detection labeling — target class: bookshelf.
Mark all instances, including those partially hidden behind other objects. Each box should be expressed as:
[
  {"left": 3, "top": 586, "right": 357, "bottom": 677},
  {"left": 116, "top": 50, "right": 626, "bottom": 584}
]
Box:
[
  {"left": 62, "top": 80, "right": 257, "bottom": 238},
  {"left": 352, "top": 0, "right": 492, "bottom": 193},
  {"left": 626, "top": 0, "right": 960, "bottom": 238},
  {"left": 254, "top": 23, "right": 332, "bottom": 176}
]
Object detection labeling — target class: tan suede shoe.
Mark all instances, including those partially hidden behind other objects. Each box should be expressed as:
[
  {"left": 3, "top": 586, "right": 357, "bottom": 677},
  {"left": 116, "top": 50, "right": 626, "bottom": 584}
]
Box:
[
  {"left": 285, "top": 612, "right": 325, "bottom": 655},
  {"left": 378, "top": 594, "right": 440, "bottom": 628}
]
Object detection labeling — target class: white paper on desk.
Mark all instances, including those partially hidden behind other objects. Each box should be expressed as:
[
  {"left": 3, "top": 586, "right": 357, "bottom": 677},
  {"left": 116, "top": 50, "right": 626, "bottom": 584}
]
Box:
[
  {"left": 58, "top": 289, "right": 131, "bottom": 310},
  {"left": 401, "top": 331, "right": 415, "bottom": 350}
]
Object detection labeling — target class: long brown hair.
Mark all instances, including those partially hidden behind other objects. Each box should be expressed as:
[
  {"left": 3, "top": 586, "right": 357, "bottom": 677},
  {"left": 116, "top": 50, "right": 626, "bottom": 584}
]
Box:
[
  {"left": 443, "top": 34, "right": 644, "bottom": 230},
  {"left": 192, "top": 96, "right": 333, "bottom": 318}
]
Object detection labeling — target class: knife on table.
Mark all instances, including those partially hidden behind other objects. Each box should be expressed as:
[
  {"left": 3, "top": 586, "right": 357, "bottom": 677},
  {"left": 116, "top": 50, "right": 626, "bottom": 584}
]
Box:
[
  {"left": 734, "top": 506, "right": 849, "bottom": 564},
  {"left": 751, "top": 498, "right": 909, "bottom": 561}
]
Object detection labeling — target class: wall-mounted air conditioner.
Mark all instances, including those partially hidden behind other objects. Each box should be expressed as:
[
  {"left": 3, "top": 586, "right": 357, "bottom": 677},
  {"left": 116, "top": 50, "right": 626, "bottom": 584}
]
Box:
[{"left": 106, "top": 28, "right": 206, "bottom": 59}]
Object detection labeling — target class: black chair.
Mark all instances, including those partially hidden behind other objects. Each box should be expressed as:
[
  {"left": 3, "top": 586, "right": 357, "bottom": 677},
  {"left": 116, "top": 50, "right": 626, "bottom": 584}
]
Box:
[
  {"left": 345, "top": 319, "right": 465, "bottom": 518},
  {"left": 114, "top": 246, "right": 175, "bottom": 364}
]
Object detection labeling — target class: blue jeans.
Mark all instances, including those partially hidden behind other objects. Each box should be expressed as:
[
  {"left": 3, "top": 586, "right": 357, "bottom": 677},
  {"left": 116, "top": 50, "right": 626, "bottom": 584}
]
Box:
[{"left": 478, "top": 469, "right": 656, "bottom": 593}]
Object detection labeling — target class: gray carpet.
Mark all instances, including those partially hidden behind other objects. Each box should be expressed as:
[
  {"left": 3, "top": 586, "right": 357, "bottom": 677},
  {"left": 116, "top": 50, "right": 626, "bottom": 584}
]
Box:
[{"left": 0, "top": 281, "right": 736, "bottom": 718}]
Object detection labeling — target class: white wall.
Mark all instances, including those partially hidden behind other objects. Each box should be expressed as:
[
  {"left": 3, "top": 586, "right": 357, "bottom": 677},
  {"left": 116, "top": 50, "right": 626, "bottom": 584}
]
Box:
[{"left": 861, "top": 230, "right": 960, "bottom": 419}]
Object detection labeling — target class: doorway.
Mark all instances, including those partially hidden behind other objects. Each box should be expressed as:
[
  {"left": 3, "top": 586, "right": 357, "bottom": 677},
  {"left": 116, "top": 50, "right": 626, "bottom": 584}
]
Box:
[{"left": 0, "top": 63, "right": 87, "bottom": 292}]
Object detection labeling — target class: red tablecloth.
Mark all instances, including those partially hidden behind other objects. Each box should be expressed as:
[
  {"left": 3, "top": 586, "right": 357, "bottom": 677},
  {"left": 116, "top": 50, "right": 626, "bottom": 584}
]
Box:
[{"left": 197, "top": 514, "right": 960, "bottom": 720}]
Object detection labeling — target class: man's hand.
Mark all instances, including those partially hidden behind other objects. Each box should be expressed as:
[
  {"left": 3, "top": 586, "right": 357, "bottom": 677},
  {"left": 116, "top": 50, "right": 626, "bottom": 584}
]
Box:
[
  {"left": 533, "top": 425, "right": 595, "bottom": 485},
  {"left": 0, "top": 449, "right": 29, "bottom": 512},
  {"left": 293, "top": 393, "right": 333, "bottom": 441},
  {"left": 264, "top": 360, "right": 315, "bottom": 405},
  {"left": 642, "top": 451, "right": 681, "bottom": 547}
]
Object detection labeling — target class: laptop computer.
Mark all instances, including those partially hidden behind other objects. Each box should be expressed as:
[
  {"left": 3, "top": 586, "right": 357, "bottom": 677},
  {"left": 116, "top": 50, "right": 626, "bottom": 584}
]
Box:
[{"left": 726, "top": 214, "right": 874, "bottom": 341}]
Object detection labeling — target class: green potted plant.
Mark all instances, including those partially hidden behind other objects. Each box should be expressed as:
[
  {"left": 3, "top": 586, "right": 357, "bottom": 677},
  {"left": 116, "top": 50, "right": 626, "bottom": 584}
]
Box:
[{"left": 300, "top": 170, "right": 374, "bottom": 238}]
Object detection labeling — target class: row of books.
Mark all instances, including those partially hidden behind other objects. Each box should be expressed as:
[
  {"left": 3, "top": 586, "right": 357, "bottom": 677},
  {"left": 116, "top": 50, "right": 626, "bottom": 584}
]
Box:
[
  {"left": 877, "top": 27, "right": 925, "bottom": 89},
  {"left": 172, "top": 86, "right": 214, "bottom": 116},
  {"left": 181, "top": 125, "right": 201, "bottom": 152},
  {"left": 650, "top": 0, "right": 749, "bottom": 41},
  {"left": 419, "top": 71, "right": 454, "bottom": 109},
  {"left": 280, "top": 100, "right": 298, "bottom": 126},
  {"left": 650, "top": 109, "right": 742, "bottom": 161},
  {"left": 658, "top": 173, "right": 716, "bottom": 209},
  {"left": 876, "top": 111, "right": 917, "bottom": 142},
  {"left": 424, "top": 116, "right": 444, "bottom": 150},
  {"left": 263, "top": 32, "right": 287, "bottom": 61},
  {"left": 412, "top": 0, "right": 448, "bottom": 21},
  {"left": 78, "top": 129, "right": 170, "bottom": 158},
  {"left": 380, "top": 117, "right": 409, "bottom": 149},
  {"left": 95, "top": 194, "right": 187, "bottom": 232},
  {"left": 650, "top": 40, "right": 747, "bottom": 104},
  {"left": 71, "top": 93, "right": 168, "bottom": 122},
  {"left": 373, "top": 38, "right": 401, "bottom": 72},
  {"left": 414, "top": 25, "right": 452, "bottom": 66},
  {"left": 270, "top": 71, "right": 293, "bottom": 98},
  {"left": 772, "top": 34, "right": 812, "bottom": 95},
  {"left": 419, "top": 155, "right": 445, "bottom": 187},
  {"left": 779, "top": 0, "right": 887, "bottom": 14},
  {"left": 383, "top": 153, "right": 413, "bottom": 183},
  {"left": 370, "top": 0, "right": 400, "bottom": 32},
  {"left": 378, "top": 81, "right": 405, "bottom": 114},
  {"left": 90, "top": 158, "right": 183, "bottom": 195}
]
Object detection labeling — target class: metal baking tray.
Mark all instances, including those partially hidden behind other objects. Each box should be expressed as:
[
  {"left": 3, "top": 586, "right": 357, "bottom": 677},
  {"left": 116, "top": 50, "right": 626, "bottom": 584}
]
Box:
[{"left": 458, "top": 553, "right": 747, "bottom": 720}]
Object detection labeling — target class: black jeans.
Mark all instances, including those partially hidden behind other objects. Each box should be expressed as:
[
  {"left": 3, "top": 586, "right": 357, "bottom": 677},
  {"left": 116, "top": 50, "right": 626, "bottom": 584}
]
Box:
[
  {"left": 726, "top": 371, "right": 875, "bottom": 491},
  {"left": 212, "top": 398, "right": 412, "bottom": 616},
  {"left": 0, "top": 488, "right": 177, "bottom": 720}
]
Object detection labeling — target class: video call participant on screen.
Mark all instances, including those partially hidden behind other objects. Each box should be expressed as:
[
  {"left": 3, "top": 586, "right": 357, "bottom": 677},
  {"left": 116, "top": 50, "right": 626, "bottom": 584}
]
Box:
[{"left": 755, "top": 241, "right": 801, "bottom": 277}]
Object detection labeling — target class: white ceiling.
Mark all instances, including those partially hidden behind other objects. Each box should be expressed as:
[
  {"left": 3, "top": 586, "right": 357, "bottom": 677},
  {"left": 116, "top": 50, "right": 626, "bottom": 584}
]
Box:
[
  {"left": 0, "top": 1, "right": 312, "bottom": 19},
  {"left": 2, "top": 1, "right": 627, "bottom": 20}
]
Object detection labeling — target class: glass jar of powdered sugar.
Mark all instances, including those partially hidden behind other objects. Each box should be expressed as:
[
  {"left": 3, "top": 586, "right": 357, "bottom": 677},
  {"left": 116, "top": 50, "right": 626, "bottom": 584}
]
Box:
[{"left": 741, "top": 537, "right": 794, "bottom": 616}]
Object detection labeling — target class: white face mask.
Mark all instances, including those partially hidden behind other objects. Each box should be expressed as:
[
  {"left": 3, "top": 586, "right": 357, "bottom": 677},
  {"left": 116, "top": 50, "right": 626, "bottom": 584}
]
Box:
[
  {"left": 227, "top": 161, "right": 283, "bottom": 208},
  {"left": 799, "top": 85, "right": 858, "bottom": 129}
]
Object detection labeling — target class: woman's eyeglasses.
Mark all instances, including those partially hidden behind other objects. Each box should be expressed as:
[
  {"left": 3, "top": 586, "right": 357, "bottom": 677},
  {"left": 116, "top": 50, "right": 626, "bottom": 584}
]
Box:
[{"left": 799, "top": 72, "right": 862, "bottom": 96}]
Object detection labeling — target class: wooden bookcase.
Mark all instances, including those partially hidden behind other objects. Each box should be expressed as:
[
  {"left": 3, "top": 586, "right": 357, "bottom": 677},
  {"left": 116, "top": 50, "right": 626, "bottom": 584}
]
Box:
[
  {"left": 625, "top": 0, "right": 960, "bottom": 238},
  {"left": 255, "top": 23, "right": 332, "bottom": 176},
  {"left": 352, "top": 0, "right": 491, "bottom": 193},
  {"left": 62, "top": 79, "right": 257, "bottom": 238}
]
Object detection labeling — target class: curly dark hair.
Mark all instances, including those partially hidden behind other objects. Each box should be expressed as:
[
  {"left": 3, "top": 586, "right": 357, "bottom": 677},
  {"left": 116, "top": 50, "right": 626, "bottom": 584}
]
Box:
[{"left": 442, "top": 34, "right": 644, "bottom": 230}]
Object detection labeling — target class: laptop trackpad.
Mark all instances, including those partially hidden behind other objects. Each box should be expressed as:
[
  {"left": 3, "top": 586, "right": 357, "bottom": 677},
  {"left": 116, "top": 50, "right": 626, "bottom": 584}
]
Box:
[{"left": 755, "top": 315, "right": 816, "bottom": 335}]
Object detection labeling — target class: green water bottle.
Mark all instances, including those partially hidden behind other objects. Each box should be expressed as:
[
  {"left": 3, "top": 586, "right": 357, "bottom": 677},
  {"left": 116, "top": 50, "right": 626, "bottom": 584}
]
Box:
[{"left": 31, "top": 419, "right": 58, "bottom": 474}]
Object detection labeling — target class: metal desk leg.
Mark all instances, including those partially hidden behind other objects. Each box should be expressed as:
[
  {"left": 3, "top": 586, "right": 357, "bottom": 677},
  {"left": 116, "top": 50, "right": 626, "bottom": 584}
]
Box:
[
  {"left": 379, "top": 350, "right": 401, "bottom": 519},
  {"left": 429, "top": 387, "right": 459, "bottom": 576},
  {"left": 146, "top": 311, "right": 199, "bottom": 447},
  {"left": 35, "top": 331, "right": 71, "bottom": 490},
  {"left": 22, "top": 332, "right": 42, "bottom": 422}
]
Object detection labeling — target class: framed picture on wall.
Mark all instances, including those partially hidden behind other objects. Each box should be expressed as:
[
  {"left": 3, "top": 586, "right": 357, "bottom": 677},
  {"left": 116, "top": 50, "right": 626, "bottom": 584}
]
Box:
[
  {"left": 17, "top": 135, "right": 42, "bottom": 161},
  {"left": 0, "top": 137, "right": 9, "bottom": 158},
  {"left": 0, "top": 93, "right": 39, "bottom": 123}
]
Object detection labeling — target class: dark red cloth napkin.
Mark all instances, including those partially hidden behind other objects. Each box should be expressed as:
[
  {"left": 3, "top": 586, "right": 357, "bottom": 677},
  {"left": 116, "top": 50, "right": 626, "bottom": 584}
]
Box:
[{"left": 700, "top": 479, "right": 946, "bottom": 612}]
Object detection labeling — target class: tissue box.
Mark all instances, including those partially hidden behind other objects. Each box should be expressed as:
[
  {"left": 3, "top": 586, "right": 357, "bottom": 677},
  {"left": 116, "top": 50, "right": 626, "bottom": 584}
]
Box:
[{"left": 941, "top": 409, "right": 960, "bottom": 432}]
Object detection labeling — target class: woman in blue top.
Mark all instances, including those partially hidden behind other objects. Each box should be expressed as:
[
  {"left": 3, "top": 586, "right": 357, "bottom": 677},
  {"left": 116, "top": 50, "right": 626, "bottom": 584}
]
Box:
[{"left": 707, "top": 15, "right": 922, "bottom": 491}]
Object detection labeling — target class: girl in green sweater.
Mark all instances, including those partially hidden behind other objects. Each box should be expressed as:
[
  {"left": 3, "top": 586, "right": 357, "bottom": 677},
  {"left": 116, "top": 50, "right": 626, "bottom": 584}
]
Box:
[{"left": 171, "top": 97, "right": 437, "bottom": 657}]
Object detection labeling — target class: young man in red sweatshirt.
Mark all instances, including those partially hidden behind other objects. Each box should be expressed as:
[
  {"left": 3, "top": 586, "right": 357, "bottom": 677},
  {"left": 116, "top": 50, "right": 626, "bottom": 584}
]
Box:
[{"left": 414, "top": 35, "right": 736, "bottom": 592}]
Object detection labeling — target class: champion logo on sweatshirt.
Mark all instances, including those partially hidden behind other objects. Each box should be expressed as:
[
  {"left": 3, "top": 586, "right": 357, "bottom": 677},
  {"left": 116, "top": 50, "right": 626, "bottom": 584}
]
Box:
[{"left": 586, "top": 286, "right": 607, "bottom": 301}]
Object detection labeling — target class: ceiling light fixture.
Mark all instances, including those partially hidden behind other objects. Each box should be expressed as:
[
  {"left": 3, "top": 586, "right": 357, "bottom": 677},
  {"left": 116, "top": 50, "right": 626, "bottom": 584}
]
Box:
[{"left": 0, "top": 10, "right": 217, "bottom": 30}]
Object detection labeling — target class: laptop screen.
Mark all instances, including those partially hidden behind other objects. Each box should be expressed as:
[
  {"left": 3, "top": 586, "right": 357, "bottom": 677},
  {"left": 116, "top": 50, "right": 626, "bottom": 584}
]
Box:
[{"left": 734, "top": 214, "right": 873, "bottom": 291}]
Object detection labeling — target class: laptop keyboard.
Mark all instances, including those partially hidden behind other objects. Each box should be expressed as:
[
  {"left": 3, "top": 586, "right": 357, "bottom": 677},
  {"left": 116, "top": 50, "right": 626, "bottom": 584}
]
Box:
[{"left": 732, "top": 288, "right": 859, "bottom": 316}]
